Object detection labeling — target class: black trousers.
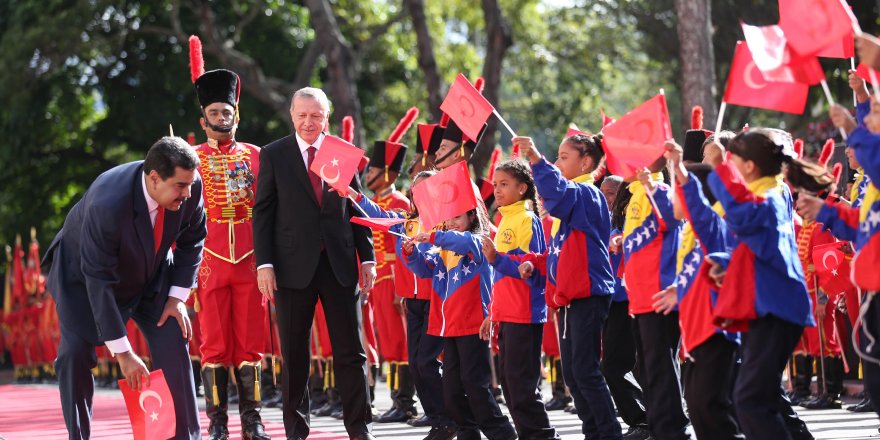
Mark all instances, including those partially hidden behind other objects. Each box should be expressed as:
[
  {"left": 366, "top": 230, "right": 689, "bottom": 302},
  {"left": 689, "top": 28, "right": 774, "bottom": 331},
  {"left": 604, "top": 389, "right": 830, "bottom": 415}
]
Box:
[
  {"left": 274, "top": 252, "right": 371, "bottom": 438},
  {"left": 683, "top": 334, "right": 744, "bottom": 440},
  {"left": 600, "top": 300, "right": 647, "bottom": 428},
  {"left": 498, "top": 322, "right": 559, "bottom": 440},
  {"left": 735, "top": 316, "right": 811, "bottom": 440},
  {"left": 860, "top": 292, "right": 880, "bottom": 417},
  {"left": 633, "top": 312, "right": 689, "bottom": 440},
  {"left": 55, "top": 293, "right": 201, "bottom": 440},
  {"left": 559, "top": 295, "right": 622, "bottom": 440},
  {"left": 443, "top": 334, "right": 516, "bottom": 440},
  {"left": 405, "top": 298, "right": 452, "bottom": 427}
]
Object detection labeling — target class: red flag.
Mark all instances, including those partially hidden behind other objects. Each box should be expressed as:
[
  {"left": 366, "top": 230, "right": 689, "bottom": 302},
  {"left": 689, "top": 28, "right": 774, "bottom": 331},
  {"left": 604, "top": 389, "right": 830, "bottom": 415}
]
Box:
[
  {"left": 411, "top": 161, "right": 478, "bottom": 229},
  {"left": 119, "top": 370, "right": 176, "bottom": 440},
  {"left": 856, "top": 63, "right": 880, "bottom": 85},
  {"left": 601, "top": 110, "right": 615, "bottom": 128},
  {"left": 722, "top": 42, "right": 810, "bottom": 114},
  {"left": 778, "top": 0, "right": 856, "bottom": 57},
  {"left": 350, "top": 216, "right": 407, "bottom": 232},
  {"left": 811, "top": 242, "right": 855, "bottom": 297},
  {"left": 600, "top": 94, "right": 672, "bottom": 178},
  {"left": 309, "top": 135, "right": 366, "bottom": 193},
  {"left": 440, "top": 73, "right": 495, "bottom": 142},
  {"left": 817, "top": 31, "right": 855, "bottom": 59},
  {"left": 566, "top": 127, "right": 592, "bottom": 138},
  {"left": 741, "top": 23, "right": 825, "bottom": 85}
]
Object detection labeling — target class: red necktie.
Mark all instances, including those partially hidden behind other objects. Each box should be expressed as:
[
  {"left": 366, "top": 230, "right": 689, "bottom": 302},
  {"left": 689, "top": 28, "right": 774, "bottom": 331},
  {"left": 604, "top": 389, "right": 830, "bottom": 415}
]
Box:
[
  {"left": 306, "top": 146, "right": 323, "bottom": 206},
  {"left": 153, "top": 206, "right": 165, "bottom": 255}
]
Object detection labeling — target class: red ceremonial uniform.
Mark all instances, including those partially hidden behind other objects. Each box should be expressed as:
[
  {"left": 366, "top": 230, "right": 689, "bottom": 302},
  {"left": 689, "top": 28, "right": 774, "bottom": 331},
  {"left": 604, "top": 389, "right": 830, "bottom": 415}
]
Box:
[
  {"left": 370, "top": 187, "right": 410, "bottom": 363},
  {"left": 194, "top": 139, "right": 266, "bottom": 366},
  {"left": 794, "top": 221, "right": 840, "bottom": 357}
]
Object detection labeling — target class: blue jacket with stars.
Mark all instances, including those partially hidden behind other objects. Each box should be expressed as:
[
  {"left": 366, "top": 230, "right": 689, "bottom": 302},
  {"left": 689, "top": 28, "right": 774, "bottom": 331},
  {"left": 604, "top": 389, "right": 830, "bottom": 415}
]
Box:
[
  {"left": 676, "top": 174, "right": 739, "bottom": 353},
  {"left": 402, "top": 230, "right": 493, "bottom": 337},
  {"left": 609, "top": 228, "right": 628, "bottom": 303},
  {"left": 530, "top": 158, "right": 615, "bottom": 308}
]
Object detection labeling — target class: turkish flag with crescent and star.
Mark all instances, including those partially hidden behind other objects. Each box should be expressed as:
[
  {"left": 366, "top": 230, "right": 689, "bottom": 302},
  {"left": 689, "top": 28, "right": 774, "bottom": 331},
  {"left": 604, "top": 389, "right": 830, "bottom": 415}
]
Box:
[
  {"left": 411, "top": 160, "right": 478, "bottom": 229},
  {"left": 309, "top": 135, "right": 366, "bottom": 193},
  {"left": 778, "top": 0, "right": 858, "bottom": 58},
  {"left": 440, "top": 73, "right": 495, "bottom": 142},
  {"left": 811, "top": 242, "right": 855, "bottom": 297},
  {"left": 740, "top": 23, "right": 825, "bottom": 85},
  {"left": 600, "top": 93, "right": 671, "bottom": 178},
  {"left": 119, "top": 369, "right": 176, "bottom": 440},
  {"left": 722, "top": 42, "right": 810, "bottom": 114}
]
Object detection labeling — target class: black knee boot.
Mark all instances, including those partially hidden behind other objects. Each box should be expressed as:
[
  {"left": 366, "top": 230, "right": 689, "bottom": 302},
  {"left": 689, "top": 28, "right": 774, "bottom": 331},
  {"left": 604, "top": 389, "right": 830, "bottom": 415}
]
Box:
[
  {"left": 202, "top": 365, "right": 230, "bottom": 440},
  {"left": 802, "top": 356, "right": 844, "bottom": 409},
  {"left": 235, "top": 363, "right": 270, "bottom": 440},
  {"left": 790, "top": 355, "right": 813, "bottom": 405}
]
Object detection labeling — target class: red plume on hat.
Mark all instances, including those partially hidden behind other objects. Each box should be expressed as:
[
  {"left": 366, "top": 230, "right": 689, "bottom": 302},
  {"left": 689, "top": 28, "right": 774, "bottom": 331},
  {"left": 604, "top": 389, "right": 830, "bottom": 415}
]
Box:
[
  {"left": 819, "top": 139, "right": 835, "bottom": 168},
  {"left": 486, "top": 147, "right": 503, "bottom": 183},
  {"left": 388, "top": 107, "right": 419, "bottom": 144},
  {"left": 793, "top": 139, "right": 804, "bottom": 160},
  {"left": 831, "top": 163, "right": 843, "bottom": 186},
  {"left": 342, "top": 116, "right": 354, "bottom": 144},
  {"left": 188, "top": 36, "right": 205, "bottom": 84},
  {"left": 473, "top": 77, "right": 486, "bottom": 94},
  {"left": 691, "top": 106, "right": 703, "bottom": 130}
]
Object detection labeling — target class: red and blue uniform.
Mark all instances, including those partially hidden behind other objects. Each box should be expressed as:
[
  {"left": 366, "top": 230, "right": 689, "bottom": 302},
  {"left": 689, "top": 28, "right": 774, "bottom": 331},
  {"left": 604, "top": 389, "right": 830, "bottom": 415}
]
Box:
[
  {"left": 490, "top": 201, "right": 547, "bottom": 324},
  {"left": 707, "top": 161, "right": 814, "bottom": 331},
  {"left": 403, "top": 231, "right": 492, "bottom": 337},
  {"left": 622, "top": 175, "right": 682, "bottom": 315},
  {"left": 676, "top": 174, "right": 739, "bottom": 354},
  {"left": 530, "top": 159, "right": 614, "bottom": 308},
  {"left": 609, "top": 228, "right": 627, "bottom": 303}
]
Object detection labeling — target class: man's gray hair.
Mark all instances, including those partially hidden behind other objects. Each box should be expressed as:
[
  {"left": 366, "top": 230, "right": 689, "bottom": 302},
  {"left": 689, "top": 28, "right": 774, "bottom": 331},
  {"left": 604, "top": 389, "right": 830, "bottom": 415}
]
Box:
[{"left": 291, "top": 87, "right": 331, "bottom": 115}]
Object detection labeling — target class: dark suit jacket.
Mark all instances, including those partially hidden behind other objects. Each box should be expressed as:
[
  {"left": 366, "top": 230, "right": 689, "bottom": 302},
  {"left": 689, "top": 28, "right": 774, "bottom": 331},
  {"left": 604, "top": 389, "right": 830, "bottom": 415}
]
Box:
[
  {"left": 253, "top": 134, "right": 374, "bottom": 289},
  {"left": 42, "top": 161, "right": 207, "bottom": 345}
]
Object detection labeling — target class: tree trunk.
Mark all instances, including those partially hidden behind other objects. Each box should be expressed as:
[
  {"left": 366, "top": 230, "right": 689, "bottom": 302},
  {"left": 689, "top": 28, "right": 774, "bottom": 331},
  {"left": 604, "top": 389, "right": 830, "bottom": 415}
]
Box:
[
  {"left": 675, "top": 0, "right": 717, "bottom": 134},
  {"left": 475, "top": 0, "right": 513, "bottom": 177},
  {"left": 303, "top": 0, "right": 364, "bottom": 147},
  {"left": 405, "top": 0, "right": 444, "bottom": 124}
]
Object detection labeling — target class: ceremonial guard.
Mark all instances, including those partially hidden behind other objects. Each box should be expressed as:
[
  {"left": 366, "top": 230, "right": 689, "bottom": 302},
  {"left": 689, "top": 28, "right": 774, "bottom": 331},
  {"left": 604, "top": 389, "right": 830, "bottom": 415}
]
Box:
[
  {"left": 188, "top": 36, "right": 268, "bottom": 440},
  {"left": 364, "top": 108, "right": 418, "bottom": 423}
]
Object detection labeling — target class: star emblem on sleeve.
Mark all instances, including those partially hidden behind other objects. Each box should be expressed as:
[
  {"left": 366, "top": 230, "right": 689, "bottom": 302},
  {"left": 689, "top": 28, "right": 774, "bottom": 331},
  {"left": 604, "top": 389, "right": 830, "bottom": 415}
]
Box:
[{"left": 683, "top": 263, "right": 696, "bottom": 277}]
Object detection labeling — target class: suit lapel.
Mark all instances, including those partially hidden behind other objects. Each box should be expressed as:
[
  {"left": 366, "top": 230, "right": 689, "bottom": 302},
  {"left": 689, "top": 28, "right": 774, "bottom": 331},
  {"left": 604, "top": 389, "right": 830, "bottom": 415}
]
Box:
[
  {"left": 281, "top": 135, "right": 320, "bottom": 207},
  {"left": 132, "top": 171, "right": 154, "bottom": 276}
]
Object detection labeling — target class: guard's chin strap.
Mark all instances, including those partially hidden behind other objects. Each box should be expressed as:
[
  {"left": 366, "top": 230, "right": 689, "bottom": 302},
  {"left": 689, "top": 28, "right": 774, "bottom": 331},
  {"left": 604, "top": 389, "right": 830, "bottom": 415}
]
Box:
[{"left": 435, "top": 144, "right": 472, "bottom": 168}]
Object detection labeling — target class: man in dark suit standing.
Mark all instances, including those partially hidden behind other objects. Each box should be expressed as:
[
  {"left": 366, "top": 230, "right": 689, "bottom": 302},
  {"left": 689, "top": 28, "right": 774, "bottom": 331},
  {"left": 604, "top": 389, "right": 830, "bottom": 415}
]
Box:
[
  {"left": 253, "top": 87, "right": 376, "bottom": 440},
  {"left": 44, "top": 136, "right": 207, "bottom": 439}
]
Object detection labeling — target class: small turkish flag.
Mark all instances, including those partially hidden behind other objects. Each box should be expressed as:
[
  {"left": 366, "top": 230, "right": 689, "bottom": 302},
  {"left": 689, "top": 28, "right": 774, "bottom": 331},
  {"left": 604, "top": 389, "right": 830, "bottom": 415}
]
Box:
[
  {"left": 440, "top": 73, "right": 495, "bottom": 142},
  {"left": 411, "top": 161, "right": 478, "bottom": 229},
  {"left": 778, "top": 0, "right": 857, "bottom": 57},
  {"left": 817, "top": 30, "right": 855, "bottom": 59},
  {"left": 856, "top": 63, "right": 880, "bottom": 85},
  {"left": 600, "top": 94, "right": 671, "bottom": 178},
  {"left": 812, "top": 242, "right": 855, "bottom": 297},
  {"left": 310, "top": 135, "right": 366, "bottom": 193},
  {"left": 119, "top": 369, "right": 176, "bottom": 440},
  {"left": 566, "top": 127, "right": 592, "bottom": 138},
  {"left": 601, "top": 110, "right": 615, "bottom": 128},
  {"left": 722, "top": 42, "right": 810, "bottom": 114},
  {"left": 350, "top": 216, "right": 407, "bottom": 232},
  {"left": 741, "top": 23, "right": 825, "bottom": 85}
]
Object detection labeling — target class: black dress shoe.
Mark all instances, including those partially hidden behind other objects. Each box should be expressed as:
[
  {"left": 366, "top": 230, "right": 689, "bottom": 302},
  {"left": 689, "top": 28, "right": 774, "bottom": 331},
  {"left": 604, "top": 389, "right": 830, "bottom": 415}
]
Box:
[
  {"left": 622, "top": 425, "right": 651, "bottom": 440},
  {"left": 800, "top": 394, "right": 842, "bottom": 409},
  {"left": 847, "top": 397, "right": 874, "bottom": 412},
  {"left": 242, "top": 421, "right": 271, "bottom": 440},
  {"left": 312, "top": 401, "right": 342, "bottom": 417},
  {"left": 424, "top": 425, "right": 458, "bottom": 440},
  {"left": 207, "top": 424, "right": 230, "bottom": 440},
  {"left": 408, "top": 415, "right": 433, "bottom": 427},
  {"left": 378, "top": 406, "right": 418, "bottom": 423}
]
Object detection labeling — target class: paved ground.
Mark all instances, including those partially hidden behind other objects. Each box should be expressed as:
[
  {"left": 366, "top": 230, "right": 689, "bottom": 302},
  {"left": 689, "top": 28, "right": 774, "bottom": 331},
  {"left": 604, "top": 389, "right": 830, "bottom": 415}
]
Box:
[{"left": 2, "top": 379, "right": 879, "bottom": 439}]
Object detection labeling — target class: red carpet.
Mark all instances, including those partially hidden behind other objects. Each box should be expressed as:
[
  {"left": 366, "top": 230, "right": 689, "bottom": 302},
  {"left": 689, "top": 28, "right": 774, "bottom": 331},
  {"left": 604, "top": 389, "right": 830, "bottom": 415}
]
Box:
[{"left": 0, "top": 384, "right": 346, "bottom": 439}]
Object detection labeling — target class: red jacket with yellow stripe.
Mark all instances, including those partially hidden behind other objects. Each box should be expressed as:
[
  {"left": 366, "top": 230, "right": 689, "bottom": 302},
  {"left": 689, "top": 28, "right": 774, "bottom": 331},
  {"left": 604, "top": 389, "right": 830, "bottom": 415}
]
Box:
[{"left": 490, "top": 201, "right": 548, "bottom": 324}]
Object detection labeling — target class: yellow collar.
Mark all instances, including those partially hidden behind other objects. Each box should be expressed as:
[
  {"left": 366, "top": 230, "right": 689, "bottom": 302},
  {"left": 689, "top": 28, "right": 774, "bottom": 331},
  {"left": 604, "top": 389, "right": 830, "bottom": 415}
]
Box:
[
  {"left": 573, "top": 173, "right": 594, "bottom": 185},
  {"left": 746, "top": 175, "right": 781, "bottom": 196},
  {"left": 498, "top": 200, "right": 527, "bottom": 217}
]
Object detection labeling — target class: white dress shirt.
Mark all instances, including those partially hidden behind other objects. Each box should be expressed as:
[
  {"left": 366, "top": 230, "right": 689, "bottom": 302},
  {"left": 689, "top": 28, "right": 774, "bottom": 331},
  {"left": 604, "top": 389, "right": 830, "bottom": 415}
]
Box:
[{"left": 104, "top": 175, "right": 191, "bottom": 355}]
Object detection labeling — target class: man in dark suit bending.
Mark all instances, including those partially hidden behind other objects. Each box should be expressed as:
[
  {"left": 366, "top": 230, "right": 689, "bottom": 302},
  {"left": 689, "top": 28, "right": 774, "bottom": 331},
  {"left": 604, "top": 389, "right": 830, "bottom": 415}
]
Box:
[
  {"left": 253, "top": 87, "right": 376, "bottom": 440},
  {"left": 44, "top": 136, "right": 207, "bottom": 439}
]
